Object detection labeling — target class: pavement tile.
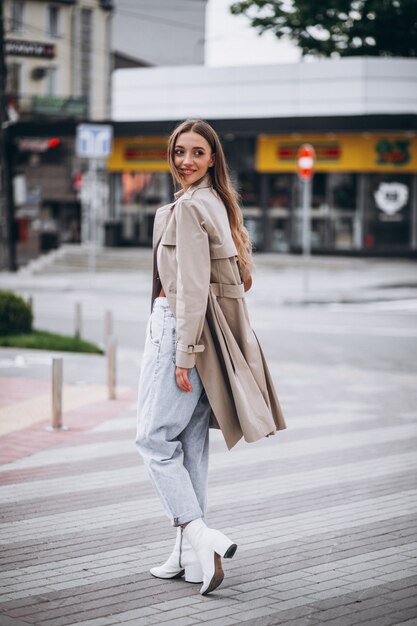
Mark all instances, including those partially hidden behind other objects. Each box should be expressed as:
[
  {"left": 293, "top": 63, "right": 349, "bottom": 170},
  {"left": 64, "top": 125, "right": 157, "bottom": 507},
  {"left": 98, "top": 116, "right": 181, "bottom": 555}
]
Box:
[
  {"left": 396, "top": 616, "right": 417, "bottom": 626},
  {"left": 193, "top": 605, "right": 240, "bottom": 622},
  {"left": 197, "top": 617, "right": 238, "bottom": 626},
  {"left": 0, "top": 618, "right": 34, "bottom": 626}
]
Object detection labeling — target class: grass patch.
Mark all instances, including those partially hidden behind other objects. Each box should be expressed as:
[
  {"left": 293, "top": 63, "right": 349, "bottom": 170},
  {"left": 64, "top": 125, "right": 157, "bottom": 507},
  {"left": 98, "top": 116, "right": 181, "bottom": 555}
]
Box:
[{"left": 0, "top": 329, "right": 103, "bottom": 354}]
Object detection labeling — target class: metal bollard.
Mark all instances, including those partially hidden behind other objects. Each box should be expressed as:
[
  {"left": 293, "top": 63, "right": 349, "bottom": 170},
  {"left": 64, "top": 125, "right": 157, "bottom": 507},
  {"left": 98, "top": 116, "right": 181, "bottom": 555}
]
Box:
[
  {"left": 47, "top": 358, "right": 68, "bottom": 431},
  {"left": 75, "top": 302, "right": 82, "bottom": 339},
  {"left": 107, "top": 335, "right": 117, "bottom": 400},
  {"left": 104, "top": 310, "right": 113, "bottom": 344}
]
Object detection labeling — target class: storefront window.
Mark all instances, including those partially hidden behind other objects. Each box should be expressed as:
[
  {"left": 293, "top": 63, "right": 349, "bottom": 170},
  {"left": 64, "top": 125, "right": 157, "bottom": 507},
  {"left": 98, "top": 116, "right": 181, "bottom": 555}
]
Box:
[
  {"left": 268, "top": 174, "right": 292, "bottom": 252},
  {"left": 292, "top": 173, "right": 358, "bottom": 251},
  {"left": 329, "top": 173, "right": 358, "bottom": 250},
  {"left": 114, "top": 171, "right": 170, "bottom": 245},
  {"left": 237, "top": 172, "right": 262, "bottom": 249},
  {"left": 293, "top": 173, "right": 328, "bottom": 250}
]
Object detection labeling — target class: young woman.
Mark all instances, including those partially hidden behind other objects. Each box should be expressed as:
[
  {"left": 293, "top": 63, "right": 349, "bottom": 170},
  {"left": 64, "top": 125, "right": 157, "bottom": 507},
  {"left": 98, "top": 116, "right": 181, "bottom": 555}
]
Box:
[{"left": 136, "top": 119, "right": 285, "bottom": 596}]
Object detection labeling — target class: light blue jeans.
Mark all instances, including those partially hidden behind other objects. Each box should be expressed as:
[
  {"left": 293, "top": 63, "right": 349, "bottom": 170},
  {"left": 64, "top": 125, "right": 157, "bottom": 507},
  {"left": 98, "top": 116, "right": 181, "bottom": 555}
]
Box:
[{"left": 136, "top": 297, "right": 211, "bottom": 526}]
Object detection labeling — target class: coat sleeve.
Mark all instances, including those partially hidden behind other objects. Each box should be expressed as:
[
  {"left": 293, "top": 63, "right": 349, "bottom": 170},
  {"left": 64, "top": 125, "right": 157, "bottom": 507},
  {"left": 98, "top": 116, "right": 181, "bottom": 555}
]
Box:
[{"left": 175, "top": 199, "right": 210, "bottom": 369}]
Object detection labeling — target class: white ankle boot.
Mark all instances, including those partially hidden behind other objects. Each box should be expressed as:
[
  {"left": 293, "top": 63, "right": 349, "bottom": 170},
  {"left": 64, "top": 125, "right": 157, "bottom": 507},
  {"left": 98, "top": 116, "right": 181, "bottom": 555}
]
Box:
[
  {"left": 183, "top": 518, "right": 237, "bottom": 595},
  {"left": 150, "top": 527, "right": 203, "bottom": 583}
]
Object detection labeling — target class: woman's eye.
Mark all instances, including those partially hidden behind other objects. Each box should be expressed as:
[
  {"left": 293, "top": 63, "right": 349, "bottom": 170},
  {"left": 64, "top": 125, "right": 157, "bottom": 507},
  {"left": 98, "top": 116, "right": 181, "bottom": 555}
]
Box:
[{"left": 174, "top": 149, "right": 183, "bottom": 155}]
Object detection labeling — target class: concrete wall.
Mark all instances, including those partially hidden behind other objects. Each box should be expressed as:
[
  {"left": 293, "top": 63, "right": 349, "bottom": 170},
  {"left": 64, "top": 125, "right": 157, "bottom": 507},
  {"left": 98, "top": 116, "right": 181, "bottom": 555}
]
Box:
[{"left": 112, "top": 57, "right": 417, "bottom": 122}]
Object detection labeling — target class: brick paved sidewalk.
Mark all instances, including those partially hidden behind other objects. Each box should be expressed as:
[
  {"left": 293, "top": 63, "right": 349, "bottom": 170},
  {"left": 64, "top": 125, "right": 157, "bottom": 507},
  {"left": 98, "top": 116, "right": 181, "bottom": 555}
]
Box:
[{"left": 1, "top": 358, "right": 417, "bottom": 626}]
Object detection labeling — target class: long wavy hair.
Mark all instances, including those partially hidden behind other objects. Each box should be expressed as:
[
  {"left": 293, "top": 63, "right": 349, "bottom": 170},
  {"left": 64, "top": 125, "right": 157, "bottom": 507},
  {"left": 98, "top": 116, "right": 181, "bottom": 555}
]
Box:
[{"left": 167, "top": 119, "right": 253, "bottom": 281}]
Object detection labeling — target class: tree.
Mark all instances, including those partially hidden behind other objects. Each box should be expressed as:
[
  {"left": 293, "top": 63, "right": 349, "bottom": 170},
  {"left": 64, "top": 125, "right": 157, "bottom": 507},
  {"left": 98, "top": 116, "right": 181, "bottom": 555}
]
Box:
[{"left": 229, "top": 0, "right": 417, "bottom": 58}]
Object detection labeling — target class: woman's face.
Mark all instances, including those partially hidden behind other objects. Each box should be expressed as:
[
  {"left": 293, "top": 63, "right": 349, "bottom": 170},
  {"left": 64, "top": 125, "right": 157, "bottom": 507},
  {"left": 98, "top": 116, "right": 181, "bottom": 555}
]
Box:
[{"left": 173, "top": 131, "right": 215, "bottom": 190}]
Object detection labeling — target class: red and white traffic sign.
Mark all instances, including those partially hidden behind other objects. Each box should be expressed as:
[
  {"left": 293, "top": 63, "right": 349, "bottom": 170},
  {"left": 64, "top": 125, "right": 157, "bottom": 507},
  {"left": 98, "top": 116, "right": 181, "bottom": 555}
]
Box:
[{"left": 297, "top": 144, "right": 316, "bottom": 181}]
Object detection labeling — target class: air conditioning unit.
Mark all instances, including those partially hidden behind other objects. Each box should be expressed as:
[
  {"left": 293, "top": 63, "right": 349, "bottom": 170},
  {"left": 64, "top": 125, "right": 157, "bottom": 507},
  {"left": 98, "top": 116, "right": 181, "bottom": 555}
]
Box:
[
  {"left": 31, "top": 67, "right": 47, "bottom": 80},
  {"left": 99, "top": 0, "right": 114, "bottom": 10}
]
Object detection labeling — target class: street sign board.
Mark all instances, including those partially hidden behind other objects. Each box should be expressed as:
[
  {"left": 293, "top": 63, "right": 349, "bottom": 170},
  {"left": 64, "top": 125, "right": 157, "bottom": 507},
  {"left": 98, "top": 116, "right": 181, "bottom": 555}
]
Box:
[
  {"left": 297, "top": 144, "right": 315, "bottom": 181},
  {"left": 76, "top": 124, "right": 113, "bottom": 158}
]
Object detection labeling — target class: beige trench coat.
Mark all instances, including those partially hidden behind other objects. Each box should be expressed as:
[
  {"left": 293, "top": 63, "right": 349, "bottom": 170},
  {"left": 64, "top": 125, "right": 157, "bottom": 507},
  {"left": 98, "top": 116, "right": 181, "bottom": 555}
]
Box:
[{"left": 151, "top": 175, "right": 286, "bottom": 450}]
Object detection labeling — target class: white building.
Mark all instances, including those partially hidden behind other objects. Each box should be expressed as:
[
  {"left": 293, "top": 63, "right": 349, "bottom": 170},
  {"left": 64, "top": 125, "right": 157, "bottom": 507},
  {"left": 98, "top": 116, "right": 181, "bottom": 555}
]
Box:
[{"left": 108, "top": 57, "right": 417, "bottom": 254}]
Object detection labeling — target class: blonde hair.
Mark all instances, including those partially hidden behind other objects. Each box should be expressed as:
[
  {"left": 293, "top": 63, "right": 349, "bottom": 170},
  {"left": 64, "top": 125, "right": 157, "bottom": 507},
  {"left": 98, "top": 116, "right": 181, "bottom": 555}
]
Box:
[{"left": 167, "top": 119, "right": 253, "bottom": 282}]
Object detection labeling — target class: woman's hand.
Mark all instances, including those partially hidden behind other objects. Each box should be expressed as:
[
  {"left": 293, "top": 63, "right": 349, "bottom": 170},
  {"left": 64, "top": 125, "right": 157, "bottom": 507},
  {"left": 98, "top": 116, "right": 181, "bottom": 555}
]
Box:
[
  {"left": 176, "top": 366, "right": 193, "bottom": 392},
  {"left": 244, "top": 275, "right": 253, "bottom": 292}
]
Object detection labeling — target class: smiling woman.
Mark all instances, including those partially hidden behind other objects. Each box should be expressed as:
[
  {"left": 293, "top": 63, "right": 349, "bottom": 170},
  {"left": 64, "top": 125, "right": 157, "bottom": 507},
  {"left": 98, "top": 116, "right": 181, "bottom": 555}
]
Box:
[{"left": 134, "top": 119, "right": 286, "bottom": 597}]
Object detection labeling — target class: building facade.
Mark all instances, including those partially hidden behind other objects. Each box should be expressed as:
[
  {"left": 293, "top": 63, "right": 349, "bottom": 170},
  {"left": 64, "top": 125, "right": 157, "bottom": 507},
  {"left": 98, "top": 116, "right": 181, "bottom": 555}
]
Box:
[
  {"left": 3, "top": 0, "right": 210, "bottom": 267},
  {"left": 5, "top": 0, "right": 112, "bottom": 120},
  {"left": 4, "top": 0, "right": 113, "bottom": 265},
  {"left": 109, "top": 58, "right": 417, "bottom": 255}
]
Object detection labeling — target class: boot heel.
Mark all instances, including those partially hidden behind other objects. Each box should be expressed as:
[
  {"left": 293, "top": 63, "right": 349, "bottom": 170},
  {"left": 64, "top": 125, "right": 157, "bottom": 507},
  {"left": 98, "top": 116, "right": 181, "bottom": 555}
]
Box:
[
  {"left": 184, "top": 563, "right": 204, "bottom": 583},
  {"left": 210, "top": 530, "right": 237, "bottom": 559},
  {"left": 224, "top": 543, "right": 237, "bottom": 559}
]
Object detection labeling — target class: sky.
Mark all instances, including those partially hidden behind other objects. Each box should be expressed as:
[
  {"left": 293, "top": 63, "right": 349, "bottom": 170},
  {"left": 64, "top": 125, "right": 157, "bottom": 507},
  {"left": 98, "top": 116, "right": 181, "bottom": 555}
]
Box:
[{"left": 206, "top": 0, "right": 301, "bottom": 66}]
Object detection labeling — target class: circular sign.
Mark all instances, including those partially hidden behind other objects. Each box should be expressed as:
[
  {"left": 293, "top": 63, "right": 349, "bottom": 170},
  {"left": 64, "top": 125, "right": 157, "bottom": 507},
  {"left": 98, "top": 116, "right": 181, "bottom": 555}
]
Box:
[
  {"left": 374, "top": 182, "right": 409, "bottom": 215},
  {"left": 297, "top": 144, "right": 316, "bottom": 181}
]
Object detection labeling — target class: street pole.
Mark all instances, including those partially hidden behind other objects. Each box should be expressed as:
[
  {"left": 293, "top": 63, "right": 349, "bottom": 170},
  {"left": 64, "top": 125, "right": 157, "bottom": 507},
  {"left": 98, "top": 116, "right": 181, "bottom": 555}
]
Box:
[
  {"left": 76, "top": 124, "right": 113, "bottom": 268},
  {"left": 0, "top": 2, "right": 16, "bottom": 271},
  {"left": 297, "top": 144, "right": 315, "bottom": 298},
  {"left": 89, "top": 157, "right": 97, "bottom": 274},
  {"left": 301, "top": 179, "right": 312, "bottom": 294}
]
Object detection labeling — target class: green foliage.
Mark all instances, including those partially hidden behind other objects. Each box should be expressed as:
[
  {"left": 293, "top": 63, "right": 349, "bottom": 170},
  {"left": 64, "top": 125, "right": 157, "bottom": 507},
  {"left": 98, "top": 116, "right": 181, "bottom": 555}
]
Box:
[
  {"left": 0, "top": 329, "right": 103, "bottom": 354},
  {"left": 0, "top": 290, "right": 33, "bottom": 336},
  {"left": 230, "top": 0, "right": 417, "bottom": 58}
]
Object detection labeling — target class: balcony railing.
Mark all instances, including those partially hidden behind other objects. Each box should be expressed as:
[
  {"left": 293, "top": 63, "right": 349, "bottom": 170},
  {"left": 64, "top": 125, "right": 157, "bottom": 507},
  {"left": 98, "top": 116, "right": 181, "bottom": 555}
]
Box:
[
  {"left": 6, "top": 94, "right": 88, "bottom": 119},
  {"left": 33, "top": 0, "right": 113, "bottom": 7}
]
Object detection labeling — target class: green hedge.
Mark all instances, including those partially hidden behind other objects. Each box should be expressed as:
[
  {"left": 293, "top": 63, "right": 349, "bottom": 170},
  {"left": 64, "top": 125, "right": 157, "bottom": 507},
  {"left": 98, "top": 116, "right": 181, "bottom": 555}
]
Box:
[
  {"left": 0, "top": 290, "right": 33, "bottom": 336},
  {"left": 0, "top": 330, "right": 103, "bottom": 354}
]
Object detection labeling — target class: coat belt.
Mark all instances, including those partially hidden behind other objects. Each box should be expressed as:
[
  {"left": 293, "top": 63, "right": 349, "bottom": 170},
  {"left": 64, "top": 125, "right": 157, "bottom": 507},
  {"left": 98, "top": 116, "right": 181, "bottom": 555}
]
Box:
[{"left": 210, "top": 282, "right": 245, "bottom": 299}]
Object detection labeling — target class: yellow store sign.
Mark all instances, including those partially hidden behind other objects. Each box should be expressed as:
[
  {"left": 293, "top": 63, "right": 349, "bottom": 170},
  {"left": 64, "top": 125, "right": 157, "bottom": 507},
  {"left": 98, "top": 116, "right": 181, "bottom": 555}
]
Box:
[
  {"left": 256, "top": 133, "right": 417, "bottom": 173},
  {"left": 107, "top": 136, "right": 169, "bottom": 172}
]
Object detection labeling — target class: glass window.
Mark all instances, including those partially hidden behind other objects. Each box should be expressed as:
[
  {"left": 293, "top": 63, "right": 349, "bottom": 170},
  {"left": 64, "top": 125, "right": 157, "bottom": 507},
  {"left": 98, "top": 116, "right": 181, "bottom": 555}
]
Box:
[
  {"left": 116, "top": 172, "right": 171, "bottom": 244},
  {"left": 238, "top": 171, "right": 260, "bottom": 207},
  {"left": 328, "top": 173, "right": 358, "bottom": 250},
  {"left": 292, "top": 173, "right": 328, "bottom": 250},
  {"left": 6, "top": 63, "right": 21, "bottom": 94},
  {"left": 80, "top": 8, "right": 92, "bottom": 114},
  {"left": 48, "top": 6, "right": 60, "bottom": 37},
  {"left": 6, "top": 63, "right": 21, "bottom": 117},
  {"left": 46, "top": 66, "right": 57, "bottom": 96},
  {"left": 268, "top": 174, "right": 292, "bottom": 252},
  {"left": 236, "top": 172, "right": 263, "bottom": 249},
  {"left": 10, "top": 1, "right": 24, "bottom": 33},
  {"left": 269, "top": 174, "right": 292, "bottom": 209}
]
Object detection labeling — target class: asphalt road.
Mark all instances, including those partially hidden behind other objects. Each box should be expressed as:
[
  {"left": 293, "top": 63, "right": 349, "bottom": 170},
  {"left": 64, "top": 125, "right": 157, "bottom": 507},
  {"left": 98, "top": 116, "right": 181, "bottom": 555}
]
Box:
[{"left": 1, "top": 253, "right": 416, "bottom": 389}]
